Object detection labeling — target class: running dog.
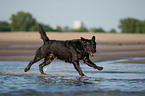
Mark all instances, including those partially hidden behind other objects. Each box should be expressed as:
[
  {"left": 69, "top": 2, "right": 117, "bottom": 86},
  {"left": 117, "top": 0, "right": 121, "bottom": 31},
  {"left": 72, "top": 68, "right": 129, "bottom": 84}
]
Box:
[{"left": 24, "top": 24, "right": 103, "bottom": 76}]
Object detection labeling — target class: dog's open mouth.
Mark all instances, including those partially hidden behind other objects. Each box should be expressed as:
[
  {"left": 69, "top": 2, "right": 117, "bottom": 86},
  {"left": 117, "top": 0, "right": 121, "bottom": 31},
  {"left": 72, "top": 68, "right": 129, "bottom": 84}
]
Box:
[{"left": 89, "top": 52, "right": 95, "bottom": 57}]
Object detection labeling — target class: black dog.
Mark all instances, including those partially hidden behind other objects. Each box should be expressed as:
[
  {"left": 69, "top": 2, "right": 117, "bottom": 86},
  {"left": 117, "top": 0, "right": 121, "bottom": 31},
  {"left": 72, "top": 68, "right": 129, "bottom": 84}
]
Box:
[{"left": 24, "top": 24, "right": 103, "bottom": 77}]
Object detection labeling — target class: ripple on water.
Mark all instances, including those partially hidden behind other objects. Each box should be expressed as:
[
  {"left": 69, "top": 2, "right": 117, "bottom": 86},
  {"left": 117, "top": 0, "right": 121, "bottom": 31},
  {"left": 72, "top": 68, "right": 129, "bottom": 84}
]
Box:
[{"left": 0, "top": 58, "right": 145, "bottom": 95}]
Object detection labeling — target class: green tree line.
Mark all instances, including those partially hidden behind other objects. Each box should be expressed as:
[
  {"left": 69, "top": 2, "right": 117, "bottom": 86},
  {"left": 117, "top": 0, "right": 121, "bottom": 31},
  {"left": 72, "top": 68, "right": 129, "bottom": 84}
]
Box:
[
  {"left": 119, "top": 18, "right": 145, "bottom": 33},
  {"left": 0, "top": 11, "right": 116, "bottom": 33},
  {"left": 1, "top": 11, "right": 145, "bottom": 33}
]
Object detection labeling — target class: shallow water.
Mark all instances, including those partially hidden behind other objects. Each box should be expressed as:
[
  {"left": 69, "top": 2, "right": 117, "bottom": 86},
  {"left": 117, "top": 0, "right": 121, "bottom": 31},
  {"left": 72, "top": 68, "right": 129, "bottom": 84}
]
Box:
[{"left": 0, "top": 58, "right": 145, "bottom": 96}]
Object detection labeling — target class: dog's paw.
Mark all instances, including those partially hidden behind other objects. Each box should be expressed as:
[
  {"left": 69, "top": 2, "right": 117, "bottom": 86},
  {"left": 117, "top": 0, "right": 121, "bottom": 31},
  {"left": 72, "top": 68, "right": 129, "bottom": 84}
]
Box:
[
  {"left": 81, "top": 75, "right": 87, "bottom": 78},
  {"left": 97, "top": 67, "right": 103, "bottom": 71},
  {"left": 24, "top": 67, "right": 29, "bottom": 72},
  {"left": 41, "top": 73, "right": 47, "bottom": 75}
]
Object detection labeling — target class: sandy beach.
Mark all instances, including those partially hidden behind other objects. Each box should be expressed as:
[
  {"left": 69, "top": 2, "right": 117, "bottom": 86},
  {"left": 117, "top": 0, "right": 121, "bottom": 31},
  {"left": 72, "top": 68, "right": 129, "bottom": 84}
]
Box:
[{"left": 0, "top": 32, "right": 145, "bottom": 63}]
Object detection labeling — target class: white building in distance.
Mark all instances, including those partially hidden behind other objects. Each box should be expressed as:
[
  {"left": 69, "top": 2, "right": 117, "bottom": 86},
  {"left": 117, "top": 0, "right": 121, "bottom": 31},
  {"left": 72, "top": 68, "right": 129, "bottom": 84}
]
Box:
[{"left": 73, "top": 20, "right": 86, "bottom": 30}]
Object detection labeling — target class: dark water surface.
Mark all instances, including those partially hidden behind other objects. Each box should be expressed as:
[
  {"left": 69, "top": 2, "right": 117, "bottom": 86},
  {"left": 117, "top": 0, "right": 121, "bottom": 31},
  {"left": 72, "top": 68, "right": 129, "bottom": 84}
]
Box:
[{"left": 0, "top": 58, "right": 145, "bottom": 96}]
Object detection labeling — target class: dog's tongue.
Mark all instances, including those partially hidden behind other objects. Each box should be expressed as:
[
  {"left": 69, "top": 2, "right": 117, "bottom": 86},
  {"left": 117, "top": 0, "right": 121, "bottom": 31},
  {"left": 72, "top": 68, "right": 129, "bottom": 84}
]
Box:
[{"left": 90, "top": 52, "right": 94, "bottom": 57}]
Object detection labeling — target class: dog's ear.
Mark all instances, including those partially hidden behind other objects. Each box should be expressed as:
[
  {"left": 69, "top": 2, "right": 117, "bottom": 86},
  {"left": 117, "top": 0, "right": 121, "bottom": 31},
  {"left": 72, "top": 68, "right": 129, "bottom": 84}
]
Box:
[
  {"left": 92, "top": 36, "right": 95, "bottom": 40},
  {"left": 81, "top": 37, "right": 85, "bottom": 41},
  {"left": 81, "top": 37, "right": 87, "bottom": 43}
]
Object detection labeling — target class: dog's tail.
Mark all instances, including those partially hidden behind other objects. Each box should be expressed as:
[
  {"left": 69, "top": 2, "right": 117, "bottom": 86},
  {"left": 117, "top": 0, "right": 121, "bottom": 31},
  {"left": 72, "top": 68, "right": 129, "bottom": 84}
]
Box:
[{"left": 38, "top": 24, "right": 50, "bottom": 43}]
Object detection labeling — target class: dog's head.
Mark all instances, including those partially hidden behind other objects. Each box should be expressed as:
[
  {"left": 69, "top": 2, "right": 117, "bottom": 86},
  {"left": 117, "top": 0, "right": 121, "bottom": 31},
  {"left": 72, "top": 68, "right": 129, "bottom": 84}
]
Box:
[{"left": 81, "top": 36, "right": 96, "bottom": 57}]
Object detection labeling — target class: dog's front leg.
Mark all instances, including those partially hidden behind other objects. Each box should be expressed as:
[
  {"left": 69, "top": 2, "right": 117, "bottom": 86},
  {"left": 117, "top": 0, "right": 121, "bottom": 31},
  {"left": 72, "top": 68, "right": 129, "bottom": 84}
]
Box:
[
  {"left": 73, "top": 61, "right": 86, "bottom": 77},
  {"left": 83, "top": 57, "right": 103, "bottom": 71}
]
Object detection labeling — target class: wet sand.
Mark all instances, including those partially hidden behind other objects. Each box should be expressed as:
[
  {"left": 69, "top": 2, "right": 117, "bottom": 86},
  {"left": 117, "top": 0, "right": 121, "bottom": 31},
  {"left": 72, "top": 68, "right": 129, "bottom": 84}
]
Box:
[
  {"left": 117, "top": 59, "right": 145, "bottom": 63},
  {"left": 0, "top": 32, "right": 145, "bottom": 63}
]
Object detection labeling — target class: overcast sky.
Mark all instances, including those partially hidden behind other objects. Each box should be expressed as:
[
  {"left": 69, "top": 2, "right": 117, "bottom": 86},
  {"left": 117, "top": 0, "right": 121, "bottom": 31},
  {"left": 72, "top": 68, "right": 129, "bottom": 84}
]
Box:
[{"left": 0, "top": 0, "right": 145, "bottom": 32}]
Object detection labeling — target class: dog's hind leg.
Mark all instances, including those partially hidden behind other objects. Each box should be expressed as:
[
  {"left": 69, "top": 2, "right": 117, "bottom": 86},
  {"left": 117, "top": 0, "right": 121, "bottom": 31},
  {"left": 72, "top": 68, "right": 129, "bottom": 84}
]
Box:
[
  {"left": 24, "top": 47, "right": 44, "bottom": 72},
  {"left": 39, "top": 55, "right": 54, "bottom": 75},
  {"left": 73, "top": 61, "right": 86, "bottom": 77},
  {"left": 24, "top": 54, "right": 42, "bottom": 72}
]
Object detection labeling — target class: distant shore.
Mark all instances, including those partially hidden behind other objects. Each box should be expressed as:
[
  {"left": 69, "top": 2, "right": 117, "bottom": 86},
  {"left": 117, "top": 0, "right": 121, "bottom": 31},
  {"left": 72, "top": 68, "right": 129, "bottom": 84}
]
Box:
[
  {"left": 1, "top": 32, "right": 145, "bottom": 44},
  {"left": 0, "top": 32, "right": 145, "bottom": 63}
]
